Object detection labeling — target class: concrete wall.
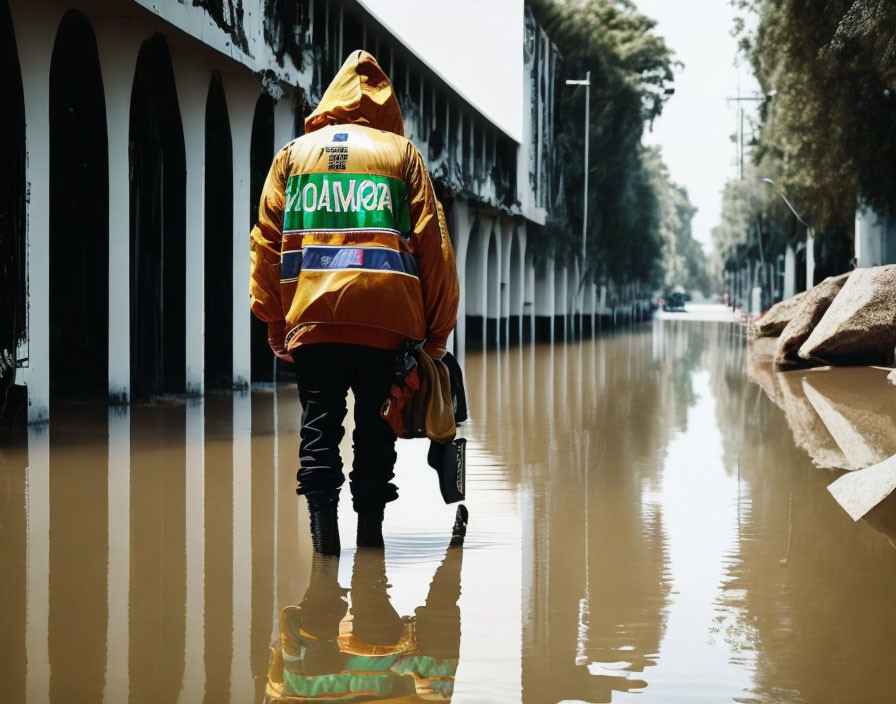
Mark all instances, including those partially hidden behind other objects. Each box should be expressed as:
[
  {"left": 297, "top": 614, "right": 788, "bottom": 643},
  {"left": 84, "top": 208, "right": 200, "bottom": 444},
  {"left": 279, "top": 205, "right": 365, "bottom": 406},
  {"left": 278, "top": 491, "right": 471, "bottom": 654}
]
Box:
[{"left": 856, "top": 204, "right": 896, "bottom": 268}]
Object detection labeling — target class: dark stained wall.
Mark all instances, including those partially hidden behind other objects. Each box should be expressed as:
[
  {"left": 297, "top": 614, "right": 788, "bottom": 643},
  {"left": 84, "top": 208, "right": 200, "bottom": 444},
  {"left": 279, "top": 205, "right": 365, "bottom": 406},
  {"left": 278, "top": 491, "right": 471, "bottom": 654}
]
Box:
[
  {"left": 0, "top": 0, "right": 25, "bottom": 413},
  {"left": 183, "top": 0, "right": 249, "bottom": 53}
]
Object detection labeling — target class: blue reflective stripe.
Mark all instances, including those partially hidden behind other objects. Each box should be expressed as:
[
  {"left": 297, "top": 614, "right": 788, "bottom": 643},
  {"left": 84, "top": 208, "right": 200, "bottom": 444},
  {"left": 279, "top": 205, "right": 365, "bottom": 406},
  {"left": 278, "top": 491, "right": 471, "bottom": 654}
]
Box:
[
  {"left": 301, "top": 246, "right": 419, "bottom": 278},
  {"left": 281, "top": 250, "right": 303, "bottom": 281}
]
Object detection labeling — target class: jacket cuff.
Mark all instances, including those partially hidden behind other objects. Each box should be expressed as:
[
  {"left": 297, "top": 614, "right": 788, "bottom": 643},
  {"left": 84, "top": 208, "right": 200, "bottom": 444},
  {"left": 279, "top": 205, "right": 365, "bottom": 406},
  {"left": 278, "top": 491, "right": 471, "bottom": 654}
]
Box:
[
  {"left": 267, "top": 320, "right": 287, "bottom": 349},
  {"left": 423, "top": 338, "right": 447, "bottom": 359}
]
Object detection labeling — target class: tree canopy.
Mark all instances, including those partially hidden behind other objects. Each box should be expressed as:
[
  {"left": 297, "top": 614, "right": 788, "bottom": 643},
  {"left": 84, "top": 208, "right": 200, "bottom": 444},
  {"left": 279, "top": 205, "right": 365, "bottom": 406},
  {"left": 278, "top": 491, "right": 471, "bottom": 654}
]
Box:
[
  {"left": 533, "top": 0, "right": 709, "bottom": 295},
  {"left": 716, "top": 0, "right": 896, "bottom": 280}
]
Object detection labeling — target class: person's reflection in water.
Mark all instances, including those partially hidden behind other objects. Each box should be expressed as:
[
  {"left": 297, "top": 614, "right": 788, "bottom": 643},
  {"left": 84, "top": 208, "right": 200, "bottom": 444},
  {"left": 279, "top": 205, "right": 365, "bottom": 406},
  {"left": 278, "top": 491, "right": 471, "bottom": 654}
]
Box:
[{"left": 266, "top": 506, "right": 467, "bottom": 702}]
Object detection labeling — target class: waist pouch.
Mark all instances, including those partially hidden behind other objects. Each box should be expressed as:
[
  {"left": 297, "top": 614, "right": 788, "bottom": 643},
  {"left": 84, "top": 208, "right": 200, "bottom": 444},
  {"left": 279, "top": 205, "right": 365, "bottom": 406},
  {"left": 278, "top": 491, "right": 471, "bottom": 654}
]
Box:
[{"left": 381, "top": 343, "right": 456, "bottom": 443}]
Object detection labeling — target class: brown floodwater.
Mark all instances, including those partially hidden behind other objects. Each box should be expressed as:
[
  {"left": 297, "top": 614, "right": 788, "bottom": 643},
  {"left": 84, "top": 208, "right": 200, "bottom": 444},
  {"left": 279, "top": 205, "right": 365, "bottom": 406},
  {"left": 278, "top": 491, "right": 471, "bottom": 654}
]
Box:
[{"left": 2, "top": 314, "right": 896, "bottom": 703}]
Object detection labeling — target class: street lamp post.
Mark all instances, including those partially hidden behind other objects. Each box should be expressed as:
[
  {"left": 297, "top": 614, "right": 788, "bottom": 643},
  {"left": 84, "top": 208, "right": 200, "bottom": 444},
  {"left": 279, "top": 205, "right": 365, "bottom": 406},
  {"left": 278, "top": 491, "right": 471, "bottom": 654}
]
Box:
[
  {"left": 760, "top": 177, "right": 814, "bottom": 293},
  {"left": 566, "top": 72, "right": 590, "bottom": 338}
]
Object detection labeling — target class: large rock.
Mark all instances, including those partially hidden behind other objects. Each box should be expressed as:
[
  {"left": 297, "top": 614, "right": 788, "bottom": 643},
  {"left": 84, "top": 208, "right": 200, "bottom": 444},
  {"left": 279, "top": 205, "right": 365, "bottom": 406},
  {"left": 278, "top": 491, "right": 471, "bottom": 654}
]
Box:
[
  {"left": 828, "top": 453, "right": 896, "bottom": 522},
  {"left": 774, "top": 273, "right": 850, "bottom": 366},
  {"left": 755, "top": 290, "right": 808, "bottom": 338},
  {"left": 799, "top": 265, "right": 896, "bottom": 366}
]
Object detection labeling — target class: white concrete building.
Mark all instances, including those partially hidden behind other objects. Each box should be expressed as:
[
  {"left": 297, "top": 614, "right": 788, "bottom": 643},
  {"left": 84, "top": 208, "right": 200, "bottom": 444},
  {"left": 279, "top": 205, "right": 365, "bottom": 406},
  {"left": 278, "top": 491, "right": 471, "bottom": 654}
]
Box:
[
  {"left": 855, "top": 204, "right": 896, "bottom": 269},
  {"left": 1, "top": 0, "right": 598, "bottom": 424}
]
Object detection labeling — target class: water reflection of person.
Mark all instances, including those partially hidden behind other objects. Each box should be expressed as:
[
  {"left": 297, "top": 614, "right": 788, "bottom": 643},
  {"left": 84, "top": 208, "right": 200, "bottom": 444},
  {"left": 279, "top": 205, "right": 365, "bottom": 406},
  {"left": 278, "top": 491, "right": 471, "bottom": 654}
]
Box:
[{"left": 266, "top": 507, "right": 467, "bottom": 703}]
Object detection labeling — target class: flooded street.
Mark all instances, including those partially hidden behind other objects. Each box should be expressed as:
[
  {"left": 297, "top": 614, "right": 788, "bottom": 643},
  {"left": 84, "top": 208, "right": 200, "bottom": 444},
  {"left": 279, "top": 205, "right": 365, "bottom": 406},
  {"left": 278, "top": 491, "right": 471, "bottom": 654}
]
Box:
[{"left": 3, "top": 316, "right": 896, "bottom": 703}]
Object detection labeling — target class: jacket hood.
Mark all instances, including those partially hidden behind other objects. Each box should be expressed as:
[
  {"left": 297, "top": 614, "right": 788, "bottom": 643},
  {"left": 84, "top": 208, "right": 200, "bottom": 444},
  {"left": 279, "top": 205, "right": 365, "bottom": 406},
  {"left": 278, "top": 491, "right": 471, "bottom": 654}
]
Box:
[{"left": 305, "top": 50, "right": 404, "bottom": 137}]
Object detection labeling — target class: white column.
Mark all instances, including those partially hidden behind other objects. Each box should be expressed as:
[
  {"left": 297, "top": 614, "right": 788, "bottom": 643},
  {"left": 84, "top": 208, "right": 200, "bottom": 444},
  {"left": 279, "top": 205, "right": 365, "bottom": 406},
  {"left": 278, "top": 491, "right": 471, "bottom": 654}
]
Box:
[
  {"left": 174, "top": 58, "right": 209, "bottom": 396},
  {"left": 25, "top": 425, "right": 50, "bottom": 702},
  {"left": 854, "top": 203, "right": 896, "bottom": 268},
  {"left": 783, "top": 245, "right": 796, "bottom": 299},
  {"left": 499, "top": 218, "right": 513, "bottom": 344},
  {"left": 95, "top": 21, "right": 143, "bottom": 404},
  {"left": 479, "top": 217, "right": 490, "bottom": 344},
  {"left": 450, "top": 199, "right": 472, "bottom": 362},
  {"left": 13, "top": 4, "right": 60, "bottom": 423},
  {"left": 274, "top": 90, "right": 296, "bottom": 152},
  {"left": 104, "top": 406, "right": 131, "bottom": 704},
  {"left": 487, "top": 218, "right": 503, "bottom": 346},
  {"left": 806, "top": 229, "right": 815, "bottom": 288},
  {"left": 224, "top": 73, "right": 257, "bottom": 389},
  {"left": 477, "top": 220, "right": 490, "bottom": 346},
  {"left": 514, "top": 225, "right": 526, "bottom": 342}
]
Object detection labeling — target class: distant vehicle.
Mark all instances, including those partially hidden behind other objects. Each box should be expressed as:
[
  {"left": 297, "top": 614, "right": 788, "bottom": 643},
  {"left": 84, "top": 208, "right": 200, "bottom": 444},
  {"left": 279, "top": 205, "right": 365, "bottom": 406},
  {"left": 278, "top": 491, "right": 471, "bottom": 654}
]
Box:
[{"left": 663, "top": 291, "right": 687, "bottom": 312}]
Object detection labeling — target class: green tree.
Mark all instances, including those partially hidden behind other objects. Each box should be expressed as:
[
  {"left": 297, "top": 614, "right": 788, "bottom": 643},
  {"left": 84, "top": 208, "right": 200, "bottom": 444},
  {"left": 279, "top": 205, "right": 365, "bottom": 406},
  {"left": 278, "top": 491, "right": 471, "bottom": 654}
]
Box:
[
  {"left": 533, "top": 0, "right": 699, "bottom": 294},
  {"left": 643, "top": 147, "right": 711, "bottom": 295},
  {"left": 721, "top": 0, "right": 896, "bottom": 283}
]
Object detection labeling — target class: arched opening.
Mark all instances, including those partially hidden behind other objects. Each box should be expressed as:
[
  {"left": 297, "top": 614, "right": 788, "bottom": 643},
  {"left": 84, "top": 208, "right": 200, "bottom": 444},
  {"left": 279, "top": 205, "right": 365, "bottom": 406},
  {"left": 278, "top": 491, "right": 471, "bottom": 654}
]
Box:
[
  {"left": 464, "top": 221, "right": 483, "bottom": 347},
  {"left": 583, "top": 273, "right": 595, "bottom": 338},
  {"left": 204, "top": 72, "right": 233, "bottom": 389},
  {"left": 796, "top": 246, "right": 807, "bottom": 293},
  {"left": 508, "top": 227, "right": 522, "bottom": 345},
  {"left": 0, "top": 0, "right": 26, "bottom": 423},
  {"left": 129, "top": 33, "right": 186, "bottom": 400},
  {"left": 249, "top": 93, "right": 275, "bottom": 384},
  {"left": 49, "top": 10, "right": 109, "bottom": 403},
  {"left": 486, "top": 230, "right": 499, "bottom": 348}
]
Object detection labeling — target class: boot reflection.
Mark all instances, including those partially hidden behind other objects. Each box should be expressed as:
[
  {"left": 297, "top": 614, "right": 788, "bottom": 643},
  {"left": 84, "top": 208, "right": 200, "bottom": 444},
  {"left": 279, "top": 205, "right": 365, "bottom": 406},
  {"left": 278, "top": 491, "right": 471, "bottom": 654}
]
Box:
[{"left": 266, "top": 545, "right": 464, "bottom": 702}]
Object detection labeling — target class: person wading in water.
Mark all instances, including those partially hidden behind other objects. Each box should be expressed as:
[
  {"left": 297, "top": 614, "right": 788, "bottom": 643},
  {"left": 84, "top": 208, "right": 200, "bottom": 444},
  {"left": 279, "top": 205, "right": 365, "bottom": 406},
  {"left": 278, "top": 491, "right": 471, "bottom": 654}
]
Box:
[{"left": 250, "top": 50, "right": 459, "bottom": 554}]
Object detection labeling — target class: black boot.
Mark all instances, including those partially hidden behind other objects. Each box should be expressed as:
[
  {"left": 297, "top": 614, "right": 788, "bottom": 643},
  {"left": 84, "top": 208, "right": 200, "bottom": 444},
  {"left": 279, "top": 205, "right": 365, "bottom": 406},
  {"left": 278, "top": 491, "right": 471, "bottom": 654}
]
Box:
[
  {"left": 307, "top": 495, "right": 341, "bottom": 555},
  {"left": 356, "top": 508, "right": 385, "bottom": 548}
]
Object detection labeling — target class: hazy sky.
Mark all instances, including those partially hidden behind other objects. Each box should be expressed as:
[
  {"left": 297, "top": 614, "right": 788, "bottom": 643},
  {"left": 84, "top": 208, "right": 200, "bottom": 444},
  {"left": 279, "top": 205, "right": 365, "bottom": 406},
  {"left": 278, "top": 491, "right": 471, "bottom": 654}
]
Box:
[
  {"left": 357, "top": 0, "right": 524, "bottom": 140},
  {"left": 361, "top": 0, "right": 757, "bottom": 250},
  {"left": 635, "top": 0, "right": 759, "bottom": 249}
]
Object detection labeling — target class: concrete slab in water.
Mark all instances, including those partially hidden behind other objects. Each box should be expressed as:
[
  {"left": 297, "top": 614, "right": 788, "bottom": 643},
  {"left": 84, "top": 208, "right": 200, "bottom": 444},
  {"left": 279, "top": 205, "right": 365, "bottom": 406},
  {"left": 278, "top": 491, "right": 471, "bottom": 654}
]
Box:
[{"left": 828, "top": 454, "right": 896, "bottom": 521}]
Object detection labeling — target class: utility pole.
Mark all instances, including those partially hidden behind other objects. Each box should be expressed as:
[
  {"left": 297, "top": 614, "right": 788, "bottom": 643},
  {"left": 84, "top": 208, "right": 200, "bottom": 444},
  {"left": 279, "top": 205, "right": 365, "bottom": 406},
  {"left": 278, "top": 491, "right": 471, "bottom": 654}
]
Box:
[{"left": 726, "top": 93, "right": 764, "bottom": 179}]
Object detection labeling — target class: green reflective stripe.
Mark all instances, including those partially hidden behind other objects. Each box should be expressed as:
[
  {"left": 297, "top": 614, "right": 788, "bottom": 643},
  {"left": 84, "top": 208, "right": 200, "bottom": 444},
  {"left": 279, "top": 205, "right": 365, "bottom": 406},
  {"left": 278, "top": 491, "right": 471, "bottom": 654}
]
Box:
[
  {"left": 391, "top": 655, "right": 458, "bottom": 678},
  {"left": 284, "top": 173, "right": 410, "bottom": 234},
  {"left": 345, "top": 653, "right": 403, "bottom": 671},
  {"left": 283, "top": 670, "right": 399, "bottom": 697}
]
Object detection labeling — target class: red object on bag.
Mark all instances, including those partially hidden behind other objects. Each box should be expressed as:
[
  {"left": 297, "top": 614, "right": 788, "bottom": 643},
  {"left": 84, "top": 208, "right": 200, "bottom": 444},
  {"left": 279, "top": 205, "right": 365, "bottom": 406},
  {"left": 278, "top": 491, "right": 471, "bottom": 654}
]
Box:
[{"left": 381, "top": 365, "right": 420, "bottom": 437}]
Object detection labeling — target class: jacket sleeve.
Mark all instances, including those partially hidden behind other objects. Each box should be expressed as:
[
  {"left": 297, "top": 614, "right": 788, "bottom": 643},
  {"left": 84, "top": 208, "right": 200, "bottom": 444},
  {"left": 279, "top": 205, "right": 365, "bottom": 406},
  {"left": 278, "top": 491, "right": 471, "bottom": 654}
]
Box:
[
  {"left": 405, "top": 144, "right": 459, "bottom": 358},
  {"left": 250, "top": 146, "right": 290, "bottom": 324}
]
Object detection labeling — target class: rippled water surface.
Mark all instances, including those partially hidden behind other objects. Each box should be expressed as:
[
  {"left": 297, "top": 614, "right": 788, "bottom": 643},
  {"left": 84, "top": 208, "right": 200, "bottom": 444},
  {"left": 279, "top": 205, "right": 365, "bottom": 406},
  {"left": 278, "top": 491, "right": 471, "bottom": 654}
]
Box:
[{"left": 3, "top": 316, "right": 896, "bottom": 703}]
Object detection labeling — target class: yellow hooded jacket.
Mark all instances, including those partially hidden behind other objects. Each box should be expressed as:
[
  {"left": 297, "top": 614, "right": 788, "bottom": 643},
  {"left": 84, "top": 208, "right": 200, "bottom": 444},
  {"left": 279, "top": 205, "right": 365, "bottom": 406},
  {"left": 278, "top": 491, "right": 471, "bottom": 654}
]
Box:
[{"left": 250, "top": 51, "right": 459, "bottom": 358}]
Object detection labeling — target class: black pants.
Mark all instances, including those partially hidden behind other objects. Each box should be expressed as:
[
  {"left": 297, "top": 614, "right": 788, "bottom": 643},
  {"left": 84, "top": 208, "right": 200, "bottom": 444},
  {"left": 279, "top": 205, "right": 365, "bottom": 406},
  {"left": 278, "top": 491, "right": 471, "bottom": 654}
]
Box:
[{"left": 293, "top": 343, "right": 398, "bottom": 512}]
